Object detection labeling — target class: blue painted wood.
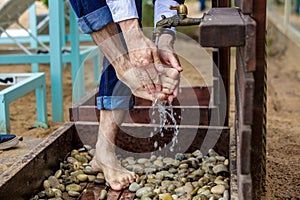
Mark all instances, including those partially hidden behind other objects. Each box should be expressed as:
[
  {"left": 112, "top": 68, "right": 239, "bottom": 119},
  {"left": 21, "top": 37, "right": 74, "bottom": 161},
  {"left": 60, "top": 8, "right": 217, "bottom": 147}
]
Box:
[
  {"left": 0, "top": 1, "right": 100, "bottom": 122},
  {"left": 0, "top": 73, "right": 48, "bottom": 134},
  {"left": 49, "top": 0, "right": 64, "bottom": 122}
]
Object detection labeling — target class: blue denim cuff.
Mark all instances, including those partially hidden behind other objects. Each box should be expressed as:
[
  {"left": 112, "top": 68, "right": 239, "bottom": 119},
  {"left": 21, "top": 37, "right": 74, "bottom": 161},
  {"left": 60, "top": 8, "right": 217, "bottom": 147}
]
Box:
[
  {"left": 97, "top": 96, "right": 134, "bottom": 110},
  {"left": 77, "top": 5, "right": 113, "bottom": 34}
]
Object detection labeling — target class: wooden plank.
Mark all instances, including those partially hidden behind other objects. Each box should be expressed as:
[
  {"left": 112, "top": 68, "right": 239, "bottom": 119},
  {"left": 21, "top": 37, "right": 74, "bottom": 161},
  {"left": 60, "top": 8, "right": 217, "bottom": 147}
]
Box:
[
  {"left": 199, "top": 8, "right": 245, "bottom": 47},
  {"left": 81, "top": 184, "right": 107, "bottom": 200},
  {"left": 240, "top": 15, "right": 256, "bottom": 72},
  {"left": 119, "top": 189, "right": 136, "bottom": 200},
  {"left": 236, "top": 51, "right": 255, "bottom": 125},
  {"left": 74, "top": 105, "right": 214, "bottom": 126},
  {"left": 235, "top": 0, "right": 253, "bottom": 14},
  {"left": 251, "top": 1, "right": 267, "bottom": 199},
  {"left": 134, "top": 86, "right": 211, "bottom": 107},
  {"left": 238, "top": 175, "right": 252, "bottom": 200},
  {"left": 107, "top": 189, "right": 122, "bottom": 200}
]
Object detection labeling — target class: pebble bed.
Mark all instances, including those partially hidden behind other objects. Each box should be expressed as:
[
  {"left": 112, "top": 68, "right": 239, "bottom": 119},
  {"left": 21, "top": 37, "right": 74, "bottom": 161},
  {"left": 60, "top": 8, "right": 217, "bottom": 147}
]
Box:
[{"left": 31, "top": 145, "right": 229, "bottom": 200}]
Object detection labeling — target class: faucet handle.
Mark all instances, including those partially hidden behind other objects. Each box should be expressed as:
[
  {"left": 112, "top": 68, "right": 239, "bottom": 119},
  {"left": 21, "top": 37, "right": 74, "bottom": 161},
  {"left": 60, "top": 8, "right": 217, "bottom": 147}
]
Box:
[{"left": 169, "top": 4, "right": 188, "bottom": 16}]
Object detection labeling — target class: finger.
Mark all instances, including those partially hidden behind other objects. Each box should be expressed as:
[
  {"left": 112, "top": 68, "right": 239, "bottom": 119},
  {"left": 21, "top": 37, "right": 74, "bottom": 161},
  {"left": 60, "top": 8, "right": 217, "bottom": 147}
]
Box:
[
  {"left": 169, "top": 54, "right": 183, "bottom": 72},
  {"left": 168, "top": 95, "right": 174, "bottom": 102},
  {"left": 134, "top": 68, "right": 155, "bottom": 95},
  {"left": 146, "top": 64, "right": 161, "bottom": 92},
  {"left": 162, "top": 87, "right": 174, "bottom": 95},
  {"left": 152, "top": 48, "right": 164, "bottom": 72}
]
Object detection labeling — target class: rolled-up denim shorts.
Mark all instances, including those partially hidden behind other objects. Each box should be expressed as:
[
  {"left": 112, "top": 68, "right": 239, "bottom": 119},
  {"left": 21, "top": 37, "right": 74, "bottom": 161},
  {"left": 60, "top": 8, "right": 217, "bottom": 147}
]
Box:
[{"left": 69, "top": 0, "right": 142, "bottom": 110}]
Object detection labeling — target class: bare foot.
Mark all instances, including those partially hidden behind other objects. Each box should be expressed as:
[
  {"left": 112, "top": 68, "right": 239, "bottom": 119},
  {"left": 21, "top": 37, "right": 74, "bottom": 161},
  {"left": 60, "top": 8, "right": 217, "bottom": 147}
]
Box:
[{"left": 90, "top": 155, "right": 135, "bottom": 190}]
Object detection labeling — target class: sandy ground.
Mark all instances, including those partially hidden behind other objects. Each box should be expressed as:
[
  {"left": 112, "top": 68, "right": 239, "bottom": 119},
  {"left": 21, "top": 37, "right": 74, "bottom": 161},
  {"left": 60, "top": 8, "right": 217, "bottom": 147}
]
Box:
[{"left": 0, "top": 1, "right": 300, "bottom": 199}]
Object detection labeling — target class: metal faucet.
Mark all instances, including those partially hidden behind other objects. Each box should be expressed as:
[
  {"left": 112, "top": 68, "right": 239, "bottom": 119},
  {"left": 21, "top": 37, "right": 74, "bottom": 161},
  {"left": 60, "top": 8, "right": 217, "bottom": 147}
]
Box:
[{"left": 154, "top": 4, "right": 206, "bottom": 41}]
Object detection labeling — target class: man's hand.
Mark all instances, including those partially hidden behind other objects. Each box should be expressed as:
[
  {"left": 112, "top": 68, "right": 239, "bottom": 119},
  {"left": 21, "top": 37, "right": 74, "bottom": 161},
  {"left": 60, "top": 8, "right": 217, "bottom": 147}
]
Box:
[
  {"left": 119, "top": 19, "right": 164, "bottom": 96},
  {"left": 157, "top": 33, "right": 182, "bottom": 101}
]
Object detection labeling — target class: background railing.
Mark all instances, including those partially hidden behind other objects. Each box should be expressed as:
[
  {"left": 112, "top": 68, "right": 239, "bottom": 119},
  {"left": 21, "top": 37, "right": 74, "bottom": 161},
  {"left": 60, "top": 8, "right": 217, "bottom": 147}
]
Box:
[{"left": 267, "top": 0, "right": 300, "bottom": 47}]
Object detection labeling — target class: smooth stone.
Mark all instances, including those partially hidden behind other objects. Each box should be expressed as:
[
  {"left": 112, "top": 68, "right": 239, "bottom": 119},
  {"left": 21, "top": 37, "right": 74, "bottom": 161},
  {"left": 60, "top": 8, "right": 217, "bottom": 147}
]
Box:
[
  {"left": 141, "top": 192, "right": 156, "bottom": 199},
  {"left": 161, "top": 180, "right": 173, "bottom": 187},
  {"left": 48, "top": 176, "right": 60, "bottom": 188},
  {"left": 97, "top": 173, "right": 105, "bottom": 179},
  {"left": 77, "top": 174, "right": 88, "bottom": 182},
  {"left": 43, "top": 180, "right": 51, "bottom": 189},
  {"left": 45, "top": 188, "right": 55, "bottom": 198},
  {"left": 208, "top": 149, "right": 219, "bottom": 157},
  {"left": 57, "top": 184, "right": 65, "bottom": 191},
  {"left": 223, "top": 190, "right": 229, "bottom": 200},
  {"left": 175, "top": 153, "right": 185, "bottom": 161},
  {"left": 150, "top": 155, "right": 157, "bottom": 161},
  {"left": 130, "top": 164, "right": 144, "bottom": 173},
  {"left": 99, "top": 190, "right": 107, "bottom": 200},
  {"left": 94, "top": 178, "right": 106, "bottom": 184},
  {"left": 137, "top": 158, "right": 149, "bottom": 164},
  {"left": 74, "top": 154, "right": 88, "bottom": 164},
  {"left": 155, "top": 173, "right": 164, "bottom": 180},
  {"left": 87, "top": 175, "right": 96, "bottom": 182},
  {"left": 147, "top": 178, "right": 160, "bottom": 185},
  {"left": 70, "top": 170, "right": 84, "bottom": 177},
  {"left": 162, "top": 193, "right": 173, "bottom": 200},
  {"left": 54, "top": 170, "right": 62, "bottom": 179},
  {"left": 212, "top": 164, "right": 228, "bottom": 175},
  {"left": 178, "top": 163, "right": 189, "bottom": 169},
  {"left": 68, "top": 190, "right": 80, "bottom": 197},
  {"left": 163, "top": 157, "right": 176, "bottom": 164},
  {"left": 66, "top": 184, "right": 82, "bottom": 192},
  {"left": 224, "top": 159, "right": 229, "bottom": 166},
  {"left": 52, "top": 189, "right": 62, "bottom": 198},
  {"left": 129, "top": 182, "right": 141, "bottom": 192},
  {"left": 167, "top": 184, "right": 176, "bottom": 192},
  {"left": 178, "top": 193, "right": 192, "bottom": 200},
  {"left": 211, "top": 185, "right": 225, "bottom": 195},
  {"left": 153, "top": 160, "right": 164, "bottom": 167},
  {"left": 174, "top": 183, "right": 194, "bottom": 194},
  {"left": 70, "top": 149, "right": 79, "bottom": 157},
  {"left": 141, "top": 197, "right": 152, "bottom": 200},
  {"left": 144, "top": 167, "right": 156, "bottom": 174},
  {"left": 83, "top": 144, "right": 92, "bottom": 151},
  {"left": 215, "top": 156, "right": 226, "bottom": 161},
  {"left": 172, "top": 194, "right": 179, "bottom": 200},
  {"left": 136, "top": 187, "right": 153, "bottom": 198},
  {"left": 169, "top": 167, "right": 178, "bottom": 174},
  {"left": 84, "top": 166, "right": 98, "bottom": 175},
  {"left": 67, "top": 157, "right": 78, "bottom": 164},
  {"left": 192, "top": 150, "right": 203, "bottom": 158},
  {"left": 76, "top": 148, "right": 85, "bottom": 152},
  {"left": 88, "top": 149, "right": 95, "bottom": 157},
  {"left": 144, "top": 161, "right": 153, "bottom": 168}
]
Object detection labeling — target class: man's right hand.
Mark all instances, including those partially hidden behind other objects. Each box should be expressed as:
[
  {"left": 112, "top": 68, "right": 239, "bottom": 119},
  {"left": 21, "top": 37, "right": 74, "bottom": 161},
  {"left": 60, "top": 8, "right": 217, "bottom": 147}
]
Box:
[{"left": 119, "top": 19, "right": 164, "bottom": 96}]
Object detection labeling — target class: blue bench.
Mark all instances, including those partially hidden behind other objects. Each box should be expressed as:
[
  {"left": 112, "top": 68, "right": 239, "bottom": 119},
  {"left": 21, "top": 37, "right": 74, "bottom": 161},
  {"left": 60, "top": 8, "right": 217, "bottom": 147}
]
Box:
[{"left": 0, "top": 73, "right": 48, "bottom": 134}]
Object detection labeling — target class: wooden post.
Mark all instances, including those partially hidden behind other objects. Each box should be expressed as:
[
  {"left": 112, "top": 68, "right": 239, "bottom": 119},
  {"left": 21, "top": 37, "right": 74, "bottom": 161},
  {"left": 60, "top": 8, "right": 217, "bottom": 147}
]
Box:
[{"left": 251, "top": 0, "right": 267, "bottom": 199}]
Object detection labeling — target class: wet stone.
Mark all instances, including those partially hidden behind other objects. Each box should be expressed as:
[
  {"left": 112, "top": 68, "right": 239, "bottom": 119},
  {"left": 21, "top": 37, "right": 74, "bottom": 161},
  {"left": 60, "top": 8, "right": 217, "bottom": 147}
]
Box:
[
  {"left": 66, "top": 184, "right": 82, "bottom": 192},
  {"left": 99, "top": 190, "right": 107, "bottom": 200},
  {"left": 129, "top": 182, "right": 141, "bottom": 192},
  {"left": 136, "top": 187, "right": 153, "bottom": 198},
  {"left": 211, "top": 185, "right": 225, "bottom": 195}
]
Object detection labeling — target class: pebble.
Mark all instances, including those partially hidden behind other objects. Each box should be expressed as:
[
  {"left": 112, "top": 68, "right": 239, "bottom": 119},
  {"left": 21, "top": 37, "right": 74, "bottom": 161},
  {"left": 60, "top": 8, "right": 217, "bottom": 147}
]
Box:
[
  {"left": 136, "top": 187, "right": 153, "bottom": 197},
  {"left": 99, "top": 190, "right": 107, "bottom": 200},
  {"left": 77, "top": 174, "right": 88, "bottom": 182},
  {"left": 211, "top": 185, "right": 225, "bottom": 195},
  {"left": 129, "top": 182, "right": 141, "bottom": 192},
  {"left": 66, "top": 184, "right": 82, "bottom": 192},
  {"left": 68, "top": 190, "right": 80, "bottom": 197},
  {"left": 34, "top": 147, "right": 230, "bottom": 200},
  {"left": 162, "top": 193, "right": 173, "bottom": 200}
]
